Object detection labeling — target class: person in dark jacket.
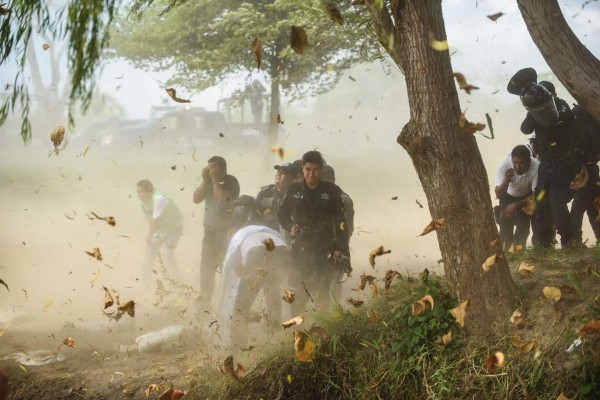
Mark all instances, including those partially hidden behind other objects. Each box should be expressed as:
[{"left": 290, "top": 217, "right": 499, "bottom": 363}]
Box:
[{"left": 278, "top": 151, "right": 348, "bottom": 313}]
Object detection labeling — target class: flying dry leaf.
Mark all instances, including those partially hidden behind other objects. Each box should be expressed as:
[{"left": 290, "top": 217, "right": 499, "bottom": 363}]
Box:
[
  {"left": 0, "top": 4, "right": 11, "bottom": 15},
  {"left": 367, "top": 309, "right": 381, "bottom": 322},
  {"left": 251, "top": 36, "right": 262, "bottom": 69},
  {"left": 103, "top": 286, "right": 114, "bottom": 309},
  {"left": 347, "top": 298, "right": 364, "bottom": 307},
  {"left": 450, "top": 298, "right": 469, "bottom": 328},
  {"left": 223, "top": 355, "right": 244, "bottom": 382},
  {"left": 430, "top": 38, "right": 448, "bottom": 51},
  {"left": 51, "top": 126, "right": 65, "bottom": 149},
  {"left": 165, "top": 88, "right": 191, "bottom": 103},
  {"left": 369, "top": 245, "right": 391, "bottom": 268},
  {"left": 89, "top": 211, "right": 116, "bottom": 226},
  {"left": 459, "top": 113, "right": 486, "bottom": 134},
  {"left": 271, "top": 146, "right": 284, "bottom": 159},
  {"left": 282, "top": 316, "right": 304, "bottom": 329},
  {"left": 145, "top": 384, "right": 160, "bottom": 397},
  {"left": 282, "top": 289, "right": 295, "bottom": 304},
  {"left": 263, "top": 238, "right": 275, "bottom": 251},
  {"left": 518, "top": 261, "right": 535, "bottom": 277},
  {"left": 482, "top": 254, "right": 497, "bottom": 272},
  {"left": 542, "top": 287, "right": 561, "bottom": 303},
  {"left": 85, "top": 247, "right": 102, "bottom": 261},
  {"left": 411, "top": 295, "right": 435, "bottom": 316},
  {"left": 290, "top": 26, "right": 308, "bottom": 54},
  {"left": 569, "top": 165, "right": 589, "bottom": 190},
  {"left": 294, "top": 331, "right": 315, "bottom": 362},
  {"left": 63, "top": 337, "right": 76, "bottom": 347},
  {"left": 579, "top": 320, "right": 600, "bottom": 336},
  {"left": 358, "top": 272, "right": 377, "bottom": 290},
  {"left": 419, "top": 218, "right": 445, "bottom": 236},
  {"left": 452, "top": 72, "right": 479, "bottom": 94},
  {"left": 307, "top": 325, "right": 329, "bottom": 339},
  {"left": 435, "top": 331, "right": 452, "bottom": 350},
  {"left": 42, "top": 43, "right": 50, "bottom": 51},
  {"left": 371, "top": 283, "right": 379, "bottom": 299},
  {"left": 158, "top": 388, "right": 186, "bottom": 400},
  {"left": 487, "top": 12, "right": 504, "bottom": 22},
  {"left": 325, "top": 3, "right": 343, "bottom": 25},
  {"left": 276, "top": 114, "right": 284, "bottom": 124},
  {"left": 117, "top": 300, "right": 135, "bottom": 317},
  {"left": 384, "top": 270, "right": 401, "bottom": 292},
  {"left": 486, "top": 351, "right": 505, "bottom": 374},
  {"left": 0, "top": 279, "right": 8, "bottom": 292},
  {"left": 556, "top": 393, "right": 571, "bottom": 400}
]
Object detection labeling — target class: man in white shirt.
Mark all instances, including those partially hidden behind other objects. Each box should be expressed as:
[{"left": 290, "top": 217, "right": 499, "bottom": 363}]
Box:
[
  {"left": 494, "top": 145, "right": 540, "bottom": 251},
  {"left": 137, "top": 179, "right": 184, "bottom": 281}
]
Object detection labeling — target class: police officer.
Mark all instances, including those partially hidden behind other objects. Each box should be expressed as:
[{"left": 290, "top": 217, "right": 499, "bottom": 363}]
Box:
[
  {"left": 255, "top": 163, "right": 297, "bottom": 236},
  {"left": 508, "top": 68, "right": 581, "bottom": 247},
  {"left": 278, "top": 151, "right": 348, "bottom": 313}
]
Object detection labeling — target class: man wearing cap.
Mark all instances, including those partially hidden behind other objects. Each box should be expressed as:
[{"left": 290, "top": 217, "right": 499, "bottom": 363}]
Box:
[
  {"left": 278, "top": 150, "right": 348, "bottom": 313},
  {"left": 193, "top": 156, "right": 240, "bottom": 305},
  {"left": 255, "top": 163, "right": 297, "bottom": 237}
]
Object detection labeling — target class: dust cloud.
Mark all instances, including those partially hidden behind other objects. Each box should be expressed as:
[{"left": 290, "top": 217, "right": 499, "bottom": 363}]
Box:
[{"left": 0, "top": 63, "right": 596, "bottom": 378}]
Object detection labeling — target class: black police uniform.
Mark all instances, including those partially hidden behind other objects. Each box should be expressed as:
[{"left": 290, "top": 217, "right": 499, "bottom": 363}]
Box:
[
  {"left": 278, "top": 180, "right": 348, "bottom": 312},
  {"left": 526, "top": 100, "right": 580, "bottom": 247},
  {"left": 256, "top": 184, "right": 286, "bottom": 231}
]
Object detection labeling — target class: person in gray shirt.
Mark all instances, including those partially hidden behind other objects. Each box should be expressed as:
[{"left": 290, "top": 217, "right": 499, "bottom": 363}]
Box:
[{"left": 193, "top": 156, "right": 240, "bottom": 305}]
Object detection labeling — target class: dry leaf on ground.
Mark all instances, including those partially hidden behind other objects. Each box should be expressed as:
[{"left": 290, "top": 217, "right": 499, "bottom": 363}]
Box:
[
  {"left": 435, "top": 331, "right": 452, "bottom": 350},
  {"left": 282, "top": 316, "right": 304, "bottom": 329},
  {"left": 282, "top": 289, "right": 295, "bottom": 304},
  {"left": 294, "top": 331, "right": 315, "bottom": 362},
  {"left": 518, "top": 261, "right": 535, "bottom": 277},
  {"left": 542, "top": 286, "right": 561, "bottom": 302},
  {"left": 412, "top": 295, "right": 435, "bottom": 316},
  {"left": 485, "top": 351, "right": 505, "bottom": 374},
  {"left": 510, "top": 309, "right": 524, "bottom": 327},
  {"left": 579, "top": 320, "right": 600, "bottom": 336}
]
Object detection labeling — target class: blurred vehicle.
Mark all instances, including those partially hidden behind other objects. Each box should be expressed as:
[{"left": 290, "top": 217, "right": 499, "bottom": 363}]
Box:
[{"left": 69, "top": 106, "right": 267, "bottom": 151}]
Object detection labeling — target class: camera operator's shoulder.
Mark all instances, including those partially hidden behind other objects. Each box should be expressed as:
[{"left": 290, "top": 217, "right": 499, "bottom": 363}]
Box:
[{"left": 321, "top": 181, "right": 342, "bottom": 194}]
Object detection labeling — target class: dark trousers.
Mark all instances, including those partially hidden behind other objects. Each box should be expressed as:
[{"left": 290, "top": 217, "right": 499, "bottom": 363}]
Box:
[
  {"left": 534, "top": 182, "right": 574, "bottom": 247},
  {"left": 289, "top": 246, "right": 334, "bottom": 315},
  {"left": 200, "top": 229, "right": 229, "bottom": 301},
  {"left": 496, "top": 194, "right": 531, "bottom": 250},
  {"left": 570, "top": 165, "right": 600, "bottom": 243}
]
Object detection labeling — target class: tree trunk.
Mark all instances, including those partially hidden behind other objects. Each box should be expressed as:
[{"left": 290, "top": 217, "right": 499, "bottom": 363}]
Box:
[
  {"left": 365, "top": 0, "right": 517, "bottom": 336},
  {"left": 268, "top": 57, "right": 281, "bottom": 147},
  {"left": 518, "top": 0, "right": 600, "bottom": 123}
]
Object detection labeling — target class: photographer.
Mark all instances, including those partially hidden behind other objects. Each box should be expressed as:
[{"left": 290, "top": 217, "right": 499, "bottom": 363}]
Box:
[{"left": 278, "top": 151, "right": 349, "bottom": 314}]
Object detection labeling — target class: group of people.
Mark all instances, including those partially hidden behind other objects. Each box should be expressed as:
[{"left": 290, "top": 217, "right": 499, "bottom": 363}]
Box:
[
  {"left": 494, "top": 68, "right": 600, "bottom": 251},
  {"left": 136, "top": 151, "right": 354, "bottom": 347}
]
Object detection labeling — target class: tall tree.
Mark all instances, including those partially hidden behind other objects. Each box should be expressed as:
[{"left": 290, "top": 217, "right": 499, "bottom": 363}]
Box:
[
  {"left": 110, "top": 0, "right": 375, "bottom": 142},
  {"left": 360, "top": 0, "right": 517, "bottom": 335},
  {"left": 517, "top": 0, "right": 600, "bottom": 123}
]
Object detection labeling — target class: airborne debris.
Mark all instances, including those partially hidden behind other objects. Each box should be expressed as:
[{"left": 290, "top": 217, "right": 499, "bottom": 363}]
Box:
[
  {"left": 88, "top": 211, "right": 116, "bottom": 226},
  {"left": 50, "top": 126, "right": 65, "bottom": 154},
  {"left": 158, "top": 387, "right": 187, "bottom": 399},
  {"left": 102, "top": 286, "right": 114, "bottom": 309},
  {"left": 419, "top": 218, "right": 445, "bottom": 236},
  {"left": 251, "top": 36, "right": 262, "bottom": 69},
  {"left": 459, "top": 113, "right": 486, "bottom": 134},
  {"left": 0, "top": 3, "right": 11, "bottom": 15},
  {"left": 451, "top": 72, "right": 479, "bottom": 94},
  {"left": 325, "top": 3, "right": 343, "bottom": 25},
  {"left": 294, "top": 331, "right": 315, "bottom": 362},
  {"left": 411, "top": 295, "right": 435, "bottom": 316},
  {"left": 62, "top": 337, "right": 76, "bottom": 348},
  {"left": 384, "top": 270, "right": 401, "bottom": 292},
  {"left": 358, "top": 272, "right": 376, "bottom": 290},
  {"left": 487, "top": 12, "right": 504, "bottom": 22},
  {"left": 482, "top": 254, "right": 498, "bottom": 272},
  {"left": 263, "top": 238, "right": 275, "bottom": 251},
  {"left": 290, "top": 26, "right": 308, "bottom": 54},
  {"left": 223, "top": 355, "right": 246, "bottom": 382},
  {"left": 165, "top": 88, "right": 191, "bottom": 103},
  {"left": 271, "top": 146, "right": 284, "bottom": 159},
  {"left": 282, "top": 289, "right": 295, "bottom": 304},
  {"left": 42, "top": 43, "right": 50, "bottom": 51},
  {"left": 346, "top": 298, "right": 364, "bottom": 307},
  {"left": 369, "top": 245, "right": 391, "bottom": 268},
  {"left": 85, "top": 247, "right": 103, "bottom": 261},
  {"left": 0, "top": 279, "right": 8, "bottom": 292},
  {"left": 282, "top": 316, "right": 304, "bottom": 329},
  {"left": 450, "top": 298, "right": 469, "bottom": 328}
]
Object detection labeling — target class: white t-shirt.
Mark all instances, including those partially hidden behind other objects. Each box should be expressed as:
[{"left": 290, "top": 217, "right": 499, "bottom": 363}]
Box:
[
  {"left": 495, "top": 156, "right": 539, "bottom": 198},
  {"left": 152, "top": 194, "right": 169, "bottom": 219}
]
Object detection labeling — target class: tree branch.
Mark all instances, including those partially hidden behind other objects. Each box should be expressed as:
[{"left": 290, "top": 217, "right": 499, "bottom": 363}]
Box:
[{"left": 363, "top": 0, "right": 404, "bottom": 72}]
